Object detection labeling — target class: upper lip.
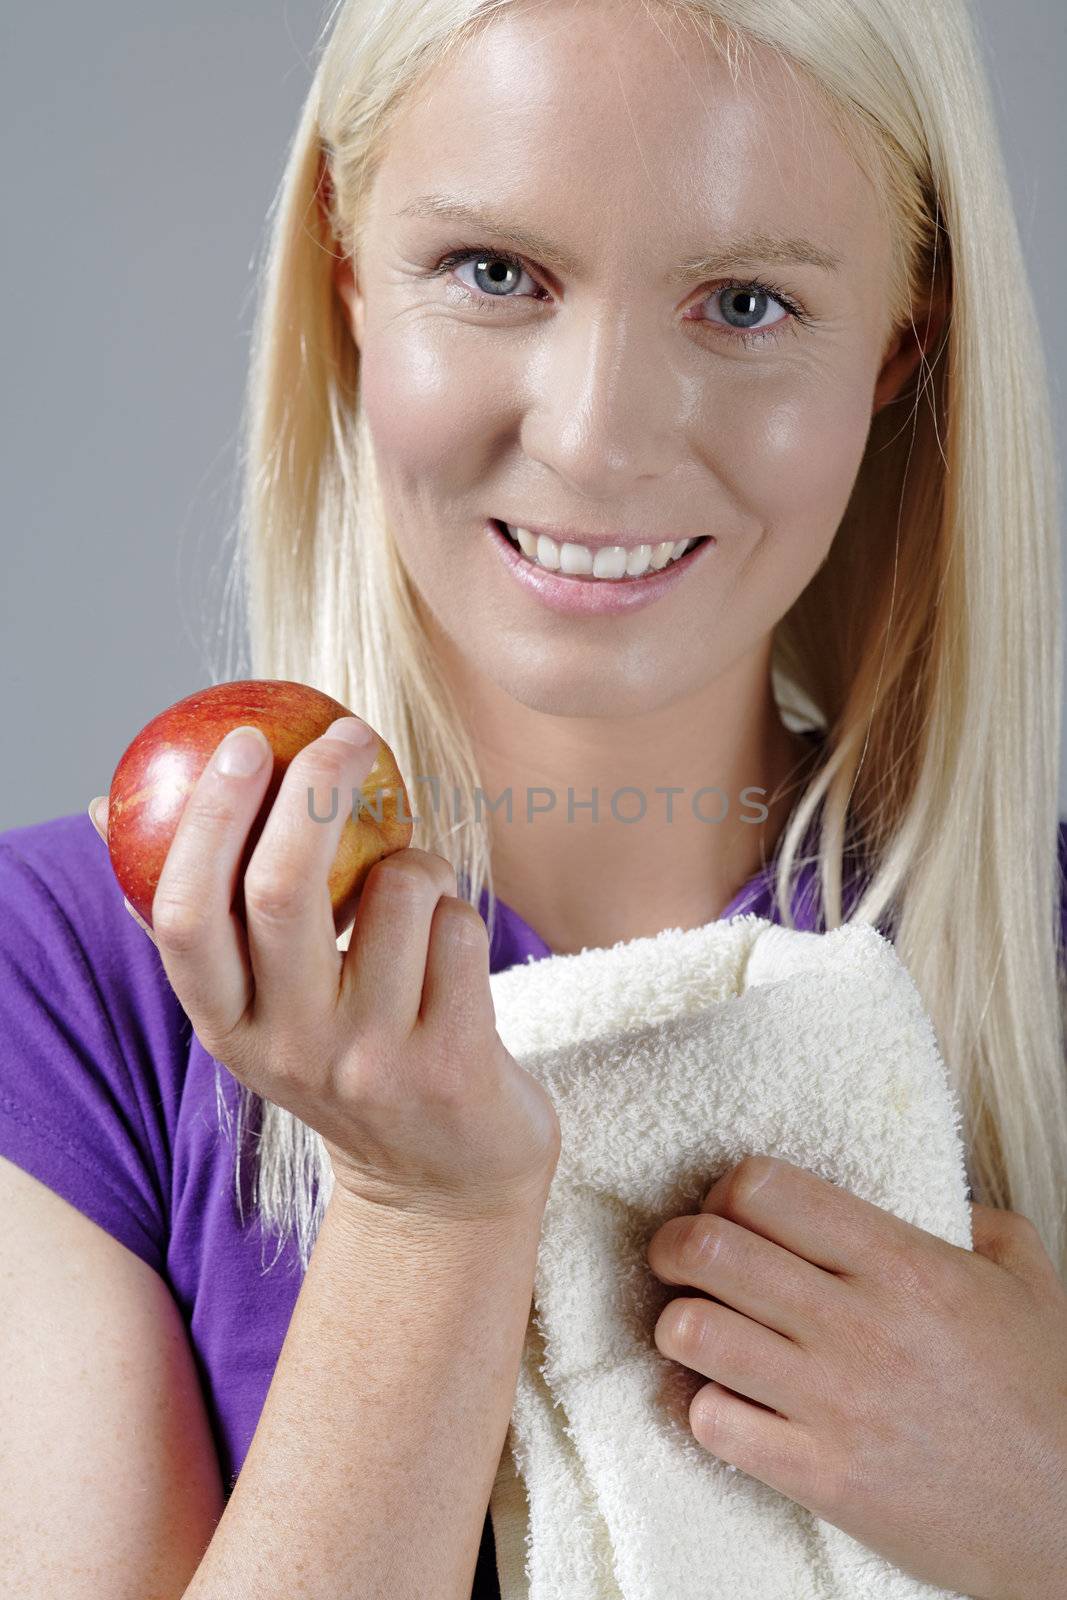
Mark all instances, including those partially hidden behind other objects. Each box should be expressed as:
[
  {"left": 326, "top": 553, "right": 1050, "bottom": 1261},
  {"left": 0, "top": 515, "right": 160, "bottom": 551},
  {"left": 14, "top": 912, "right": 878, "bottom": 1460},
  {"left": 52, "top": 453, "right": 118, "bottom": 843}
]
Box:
[{"left": 498, "top": 518, "right": 709, "bottom": 552}]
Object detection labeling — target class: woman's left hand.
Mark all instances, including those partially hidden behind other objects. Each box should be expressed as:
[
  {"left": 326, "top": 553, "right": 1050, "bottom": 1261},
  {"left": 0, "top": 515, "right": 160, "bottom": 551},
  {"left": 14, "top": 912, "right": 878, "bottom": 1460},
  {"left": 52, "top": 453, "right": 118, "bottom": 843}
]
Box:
[{"left": 645, "top": 1155, "right": 1067, "bottom": 1600}]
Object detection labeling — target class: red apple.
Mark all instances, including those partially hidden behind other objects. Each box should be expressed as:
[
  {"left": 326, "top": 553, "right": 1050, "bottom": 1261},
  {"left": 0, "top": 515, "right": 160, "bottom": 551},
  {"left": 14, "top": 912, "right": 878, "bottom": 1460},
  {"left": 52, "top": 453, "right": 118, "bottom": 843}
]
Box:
[{"left": 106, "top": 679, "right": 413, "bottom": 935}]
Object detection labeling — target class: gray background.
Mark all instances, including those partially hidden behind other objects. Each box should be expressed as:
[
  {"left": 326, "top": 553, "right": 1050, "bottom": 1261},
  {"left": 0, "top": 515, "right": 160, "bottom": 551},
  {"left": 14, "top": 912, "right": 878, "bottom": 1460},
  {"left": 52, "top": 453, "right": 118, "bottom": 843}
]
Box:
[{"left": 2, "top": 1, "right": 1064, "bottom": 831}]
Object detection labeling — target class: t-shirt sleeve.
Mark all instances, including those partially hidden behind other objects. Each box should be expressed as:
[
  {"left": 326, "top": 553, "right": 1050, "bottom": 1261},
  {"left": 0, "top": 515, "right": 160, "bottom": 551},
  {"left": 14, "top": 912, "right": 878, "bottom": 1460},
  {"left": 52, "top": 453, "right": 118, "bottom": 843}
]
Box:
[{"left": 0, "top": 816, "right": 187, "bottom": 1277}]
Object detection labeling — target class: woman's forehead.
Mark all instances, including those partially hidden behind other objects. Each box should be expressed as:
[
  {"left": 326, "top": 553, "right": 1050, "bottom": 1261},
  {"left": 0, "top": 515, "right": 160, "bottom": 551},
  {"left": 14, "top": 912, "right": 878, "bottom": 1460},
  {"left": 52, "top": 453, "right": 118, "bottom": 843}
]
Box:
[
  {"left": 389, "top": 4, "right": 845, "bottom": 162},
  {"left": 368, "top": 6, "right": 877, "bottom": 281}
]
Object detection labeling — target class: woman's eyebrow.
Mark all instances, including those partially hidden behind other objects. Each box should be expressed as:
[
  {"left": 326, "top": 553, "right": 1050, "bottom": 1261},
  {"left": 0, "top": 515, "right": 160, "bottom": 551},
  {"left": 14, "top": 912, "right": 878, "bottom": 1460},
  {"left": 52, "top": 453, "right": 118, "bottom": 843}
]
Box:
[{"left": 396, "top": 192, "right": 844, "bottom": 280}]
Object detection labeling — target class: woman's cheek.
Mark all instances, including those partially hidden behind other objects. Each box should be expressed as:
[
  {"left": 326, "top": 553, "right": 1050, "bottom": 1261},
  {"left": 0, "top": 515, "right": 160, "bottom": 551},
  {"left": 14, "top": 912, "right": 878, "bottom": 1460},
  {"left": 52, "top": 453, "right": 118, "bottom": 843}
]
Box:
[
  {"left": 737, "top": 377, "right": 880, "bottom": 545},
  {"left": 699, "top": 374, "right": 881, "bottom": 631},
  {"left": 358, "top": 320, "right": 508, "bottom": 488}
]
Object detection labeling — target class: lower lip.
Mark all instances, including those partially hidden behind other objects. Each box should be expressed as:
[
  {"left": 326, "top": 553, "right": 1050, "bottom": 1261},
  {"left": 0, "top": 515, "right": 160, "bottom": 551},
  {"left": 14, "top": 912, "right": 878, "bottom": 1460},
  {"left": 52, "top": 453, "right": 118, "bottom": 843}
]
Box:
[{"left": 486, "top": 519, "right": 714, "bottom": 616}]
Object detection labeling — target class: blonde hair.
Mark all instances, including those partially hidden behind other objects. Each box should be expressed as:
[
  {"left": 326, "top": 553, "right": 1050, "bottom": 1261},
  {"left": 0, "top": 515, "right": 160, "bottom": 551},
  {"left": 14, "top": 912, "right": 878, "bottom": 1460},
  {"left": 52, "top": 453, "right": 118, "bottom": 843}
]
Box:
[{"left": 212, "top": 0, "right": 1067, "bottom": 1283}]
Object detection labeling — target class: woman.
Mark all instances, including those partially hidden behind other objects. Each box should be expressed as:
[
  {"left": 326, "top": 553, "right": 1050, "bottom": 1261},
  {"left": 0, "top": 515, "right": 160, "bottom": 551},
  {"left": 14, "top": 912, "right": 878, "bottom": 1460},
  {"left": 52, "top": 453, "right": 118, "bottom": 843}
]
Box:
[{"left": 2, "top": 0, "right": 1066, "bottom": 1595}]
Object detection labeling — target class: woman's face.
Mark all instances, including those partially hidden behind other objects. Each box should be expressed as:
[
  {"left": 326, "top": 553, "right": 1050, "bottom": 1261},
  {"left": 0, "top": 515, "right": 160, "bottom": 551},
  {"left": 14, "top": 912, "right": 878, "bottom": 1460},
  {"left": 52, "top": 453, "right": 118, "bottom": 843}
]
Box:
[{"left": 334, "top": 0, "right": 915, "bottom": 718}]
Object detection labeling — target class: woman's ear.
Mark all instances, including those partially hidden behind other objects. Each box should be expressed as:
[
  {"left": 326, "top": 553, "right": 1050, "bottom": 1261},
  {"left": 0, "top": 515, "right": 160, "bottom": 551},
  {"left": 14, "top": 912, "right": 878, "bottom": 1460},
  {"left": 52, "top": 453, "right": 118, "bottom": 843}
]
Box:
[
  {"left": 316, "top": 148, "right": 364, "bottom": 349},
  {"left": 872, "top": 296, "right": 948, "bottom": 415},
  {"left": 333, "top": 253, "right": 364, "bottom": 349}
]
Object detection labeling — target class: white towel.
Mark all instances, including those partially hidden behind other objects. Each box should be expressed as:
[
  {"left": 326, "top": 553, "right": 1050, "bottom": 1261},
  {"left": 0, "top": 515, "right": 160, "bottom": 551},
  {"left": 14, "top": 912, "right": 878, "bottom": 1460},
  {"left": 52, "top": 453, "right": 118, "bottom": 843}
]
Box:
[{"left": 485, "top": 912, "right": 972, "bottom": 1600}]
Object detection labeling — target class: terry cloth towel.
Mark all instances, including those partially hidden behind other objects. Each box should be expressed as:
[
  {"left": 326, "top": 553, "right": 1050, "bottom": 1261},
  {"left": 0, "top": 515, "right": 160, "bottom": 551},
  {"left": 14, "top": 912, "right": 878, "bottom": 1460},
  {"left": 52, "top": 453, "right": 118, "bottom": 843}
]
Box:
[{"left": 485, "top": 912, "right": 973, "bottom": 1600}]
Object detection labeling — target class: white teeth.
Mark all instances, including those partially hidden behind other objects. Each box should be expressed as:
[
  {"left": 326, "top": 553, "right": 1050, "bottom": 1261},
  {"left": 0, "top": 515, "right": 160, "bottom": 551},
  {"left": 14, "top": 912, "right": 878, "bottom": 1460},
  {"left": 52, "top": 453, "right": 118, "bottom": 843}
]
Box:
[
  {"left": 536, "top": 532, "right": 560, "bottom": 570},
  {"left": 515, "top": 527, "right": 539, "bottom": 561},
  {"left": 592, "top": 546, "right": 628, "bottom": 579},
  {"left": 507, "top": 525, "right": 696, "bottom": 580}
]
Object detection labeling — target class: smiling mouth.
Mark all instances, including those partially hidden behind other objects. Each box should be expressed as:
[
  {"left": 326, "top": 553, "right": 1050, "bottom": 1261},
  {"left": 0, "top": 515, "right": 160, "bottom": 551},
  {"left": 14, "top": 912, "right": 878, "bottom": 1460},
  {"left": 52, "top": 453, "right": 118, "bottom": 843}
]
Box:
[{"left": 493, "top": 519, "right": 712, "bottom": 582}]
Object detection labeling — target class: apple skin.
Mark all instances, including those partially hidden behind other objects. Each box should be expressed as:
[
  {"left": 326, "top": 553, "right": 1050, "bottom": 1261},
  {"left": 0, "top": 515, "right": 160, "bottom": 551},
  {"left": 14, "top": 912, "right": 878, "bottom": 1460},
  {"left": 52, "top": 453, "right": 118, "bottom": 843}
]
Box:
[{"left": 106, "top": 680, "right": 413, "bottom": 936}]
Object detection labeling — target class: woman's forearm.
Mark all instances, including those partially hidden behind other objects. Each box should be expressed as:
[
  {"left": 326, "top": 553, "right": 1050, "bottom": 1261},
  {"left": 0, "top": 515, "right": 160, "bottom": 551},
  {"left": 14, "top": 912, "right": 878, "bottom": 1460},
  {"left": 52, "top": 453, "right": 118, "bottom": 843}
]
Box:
[{"left": 183, "top": 1184, "right": 550, "bottom": 1599}]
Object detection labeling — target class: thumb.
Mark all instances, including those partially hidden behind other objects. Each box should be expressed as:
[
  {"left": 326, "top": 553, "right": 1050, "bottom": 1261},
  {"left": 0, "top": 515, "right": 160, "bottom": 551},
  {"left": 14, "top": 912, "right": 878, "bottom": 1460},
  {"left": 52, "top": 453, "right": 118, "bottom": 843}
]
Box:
[
  {"left": 969, "top": 1200, "right": 1051, "bottom": 1281},
  {"left": 87, "top": 796, "right": 108, "bottom": 842}
]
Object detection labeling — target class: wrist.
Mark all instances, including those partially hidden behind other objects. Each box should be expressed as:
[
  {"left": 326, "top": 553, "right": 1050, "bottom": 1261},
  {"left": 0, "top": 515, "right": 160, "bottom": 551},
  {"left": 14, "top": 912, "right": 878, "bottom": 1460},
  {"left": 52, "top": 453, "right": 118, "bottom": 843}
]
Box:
[{"left": 325, "top": 1174, "right": 552, "bottom": 1240}]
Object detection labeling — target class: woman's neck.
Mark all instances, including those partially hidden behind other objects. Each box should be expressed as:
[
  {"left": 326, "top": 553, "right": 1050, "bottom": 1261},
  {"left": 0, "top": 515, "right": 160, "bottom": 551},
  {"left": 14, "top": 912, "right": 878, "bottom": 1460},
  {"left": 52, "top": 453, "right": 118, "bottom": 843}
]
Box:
[{"left": 444, "top": 647, "right": 816, "bottom": 955}]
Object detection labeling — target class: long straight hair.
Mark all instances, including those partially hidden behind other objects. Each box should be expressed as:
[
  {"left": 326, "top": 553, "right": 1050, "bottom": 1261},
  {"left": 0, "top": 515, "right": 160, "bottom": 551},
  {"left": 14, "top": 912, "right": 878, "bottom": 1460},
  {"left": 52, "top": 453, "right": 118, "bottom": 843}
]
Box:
[{"left": 211, "top": 0, "right": 1067, "bottom": 1284}]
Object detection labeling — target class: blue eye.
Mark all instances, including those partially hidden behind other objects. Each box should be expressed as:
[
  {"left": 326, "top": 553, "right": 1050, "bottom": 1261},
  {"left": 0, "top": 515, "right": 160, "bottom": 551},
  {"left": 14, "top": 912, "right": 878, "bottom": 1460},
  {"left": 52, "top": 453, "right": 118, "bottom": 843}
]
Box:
[
  {"left": 429, "top": 245, "right": 812, "bottom": 352},
  {"left": 697, "top": 280, "right": 798, "bottom": 344},
  {"left": 445, "top": 249, "right": 542, "bottom": 301}
]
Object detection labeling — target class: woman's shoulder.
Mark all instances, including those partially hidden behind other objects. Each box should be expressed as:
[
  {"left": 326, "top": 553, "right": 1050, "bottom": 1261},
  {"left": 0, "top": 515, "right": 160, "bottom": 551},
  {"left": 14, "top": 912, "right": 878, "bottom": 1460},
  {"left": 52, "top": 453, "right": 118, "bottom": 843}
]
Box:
[
  {"left": 0, "top": 811, "right": 191, "bottom": 1276},
  {"left": 0, "top": 806, "right": 134, "bottom": 917},
  {"left": 0, "top": 808, "right": 182, "bottom": 1031}
]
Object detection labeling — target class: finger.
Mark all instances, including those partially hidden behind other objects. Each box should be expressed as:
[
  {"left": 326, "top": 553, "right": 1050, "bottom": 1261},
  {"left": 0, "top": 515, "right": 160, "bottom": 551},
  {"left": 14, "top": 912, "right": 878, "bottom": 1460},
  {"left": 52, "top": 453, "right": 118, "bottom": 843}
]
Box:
[
  {"left": 151, "top": 724, "right": 277, "bottom": 1054},
  {"left": 87, "top": 796, "right": 108, "bottom": 841},
  {"left": 700, "top": 1155, "right": 921, "bottom": 1280},
  {"left": 688, "top": 1381, "right": 829, "bottom": 1516},
  {"left": 647, "top": 1212, "right": 842, "bottom": 1344},
  {"left": 241, "top": 719, "right": 383, "bottom": 1034},
  {"left": 417, "top": 895, "right": 495, "bottom": 1043},
  {"left": 123, "top": 897, "right": 160, "bottom": 949},
  {"left": 88, "top": 796, "right": 158, "bottom": 950},
  {"left": 655, "top": 1295, "right": 806, "bottom": 1417},
  {"left": 340, "top": 849, "right": 459, "bottom": 1038}
]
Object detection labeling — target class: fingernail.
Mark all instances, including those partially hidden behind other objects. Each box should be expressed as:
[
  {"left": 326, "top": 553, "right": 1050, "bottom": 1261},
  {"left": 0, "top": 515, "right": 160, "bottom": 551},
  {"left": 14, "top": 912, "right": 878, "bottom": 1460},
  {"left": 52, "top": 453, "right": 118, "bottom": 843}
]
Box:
[
  {"left": 87, "top": 796, "right": 106, "bottom": 833},
  {"left": 123, "top": 899, "right": 157, "bottom": 943},
  {"left": 214, "top": 726, "right": 269, "bottom": 777},
  {"left": 324, "top": 716, "right": 377, "bottom": 749}
]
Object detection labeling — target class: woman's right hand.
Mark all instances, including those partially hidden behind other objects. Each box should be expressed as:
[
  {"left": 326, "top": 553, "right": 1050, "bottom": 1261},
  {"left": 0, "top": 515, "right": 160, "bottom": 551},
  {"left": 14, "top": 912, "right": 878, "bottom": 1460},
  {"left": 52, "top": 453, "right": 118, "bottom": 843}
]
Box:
[{"left": 87, "top": 717, "right": 561, "bottom": 1223}]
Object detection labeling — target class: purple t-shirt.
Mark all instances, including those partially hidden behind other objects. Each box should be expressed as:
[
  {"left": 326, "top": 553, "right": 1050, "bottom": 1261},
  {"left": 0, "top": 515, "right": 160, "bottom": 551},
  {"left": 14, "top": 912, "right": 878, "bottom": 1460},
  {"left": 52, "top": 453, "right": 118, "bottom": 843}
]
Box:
[{"left": 2, "top": 785, "right": 1064, "bottom": 1596}]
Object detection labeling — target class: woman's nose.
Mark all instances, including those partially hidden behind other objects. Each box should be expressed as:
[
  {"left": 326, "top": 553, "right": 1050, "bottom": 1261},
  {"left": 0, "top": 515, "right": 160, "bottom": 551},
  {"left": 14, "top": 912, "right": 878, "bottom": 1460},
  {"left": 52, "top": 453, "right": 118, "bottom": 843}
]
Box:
[{"left": 519, "top": 309, "right": 688, "bottom": 495}]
